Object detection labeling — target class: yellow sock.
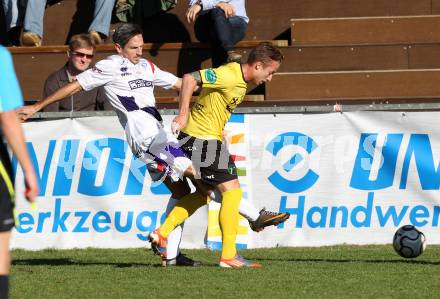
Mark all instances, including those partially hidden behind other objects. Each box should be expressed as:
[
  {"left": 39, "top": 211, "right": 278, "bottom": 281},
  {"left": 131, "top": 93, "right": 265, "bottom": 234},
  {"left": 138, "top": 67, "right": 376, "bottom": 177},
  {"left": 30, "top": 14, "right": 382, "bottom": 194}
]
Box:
[
  {"left": 219, "top": 188, "right": 242, "bottom": 259},
  {"left": 159, "top": 192, "right": 207, "bottom": 238}
]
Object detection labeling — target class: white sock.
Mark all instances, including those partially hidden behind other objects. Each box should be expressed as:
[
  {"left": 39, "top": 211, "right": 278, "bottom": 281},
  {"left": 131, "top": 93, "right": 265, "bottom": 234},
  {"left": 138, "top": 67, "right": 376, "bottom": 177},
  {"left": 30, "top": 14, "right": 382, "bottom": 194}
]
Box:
[
  {"left": 165, "top": 198, "right": 183, "bottom": 260},
  {"left": 209, "top": 190, "right": 260, "bottom": 221},
  {"left": 238, "top": 198, "right": 260, "bottom": 221}
]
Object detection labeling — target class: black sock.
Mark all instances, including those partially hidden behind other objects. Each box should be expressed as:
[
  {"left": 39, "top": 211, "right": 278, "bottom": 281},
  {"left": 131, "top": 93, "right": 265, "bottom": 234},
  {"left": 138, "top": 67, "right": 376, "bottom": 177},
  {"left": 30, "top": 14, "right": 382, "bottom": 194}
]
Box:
[{"left": 0, "top": 275, "right": 9, "bottom": 299}]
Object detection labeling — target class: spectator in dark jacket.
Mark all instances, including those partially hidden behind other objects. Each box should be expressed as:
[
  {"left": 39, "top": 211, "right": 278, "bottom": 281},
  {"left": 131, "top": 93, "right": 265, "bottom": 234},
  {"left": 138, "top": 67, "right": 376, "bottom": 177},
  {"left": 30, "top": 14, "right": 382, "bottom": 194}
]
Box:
[{"left": 42, "top": 33, "right": 111, "bottom": 112}]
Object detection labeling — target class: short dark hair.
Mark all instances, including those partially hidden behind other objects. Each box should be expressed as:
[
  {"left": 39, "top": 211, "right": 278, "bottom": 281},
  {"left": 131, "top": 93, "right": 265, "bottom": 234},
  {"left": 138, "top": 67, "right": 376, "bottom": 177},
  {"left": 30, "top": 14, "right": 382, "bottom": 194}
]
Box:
[
  {"left": 69, "top": 33, "right": 95, "bottom": 52},
  {"left": 112, "top": 23, "right": 143, "bottom": 48},
  {"left": 246, "top": 42, "right": 284, "bottom": 65}
]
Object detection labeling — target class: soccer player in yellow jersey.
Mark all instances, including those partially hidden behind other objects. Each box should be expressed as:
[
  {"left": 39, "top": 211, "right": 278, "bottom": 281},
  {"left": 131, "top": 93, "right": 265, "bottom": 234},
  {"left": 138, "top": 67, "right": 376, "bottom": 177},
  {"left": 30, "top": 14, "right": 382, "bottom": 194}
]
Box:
[{"left": 149, "top": 42, "right": 284, "bottom": 268}]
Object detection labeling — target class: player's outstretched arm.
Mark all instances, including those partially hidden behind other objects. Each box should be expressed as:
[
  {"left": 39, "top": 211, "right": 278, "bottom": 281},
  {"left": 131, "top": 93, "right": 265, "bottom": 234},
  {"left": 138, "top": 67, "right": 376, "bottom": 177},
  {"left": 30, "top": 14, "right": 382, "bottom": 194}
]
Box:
[
  {"left": 171, "top": 72, "right": 199, "bottom": 135},
  {"left": 0, "top": 111, "right": 39, "bottom": 201},
  {"left": 17, "top": 81, "right": 83, "bottom": 121}
]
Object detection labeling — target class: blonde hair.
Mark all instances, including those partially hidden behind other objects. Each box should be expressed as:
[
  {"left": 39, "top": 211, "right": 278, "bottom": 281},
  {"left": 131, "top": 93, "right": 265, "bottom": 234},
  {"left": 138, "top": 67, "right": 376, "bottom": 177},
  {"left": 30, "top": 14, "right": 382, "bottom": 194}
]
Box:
[{"left": 68, "top": 34, "right": 96, "bottom": 52}]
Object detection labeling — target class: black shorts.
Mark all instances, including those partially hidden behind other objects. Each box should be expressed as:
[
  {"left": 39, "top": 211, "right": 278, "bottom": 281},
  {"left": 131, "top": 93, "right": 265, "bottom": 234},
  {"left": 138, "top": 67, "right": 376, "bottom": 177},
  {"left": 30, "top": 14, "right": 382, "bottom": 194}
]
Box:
[
  {"left": 177, "top": 132, "right": 237, "bottom": 186},
  {"left": 0, "top": 140, "right": 15, "bottom": 232}
]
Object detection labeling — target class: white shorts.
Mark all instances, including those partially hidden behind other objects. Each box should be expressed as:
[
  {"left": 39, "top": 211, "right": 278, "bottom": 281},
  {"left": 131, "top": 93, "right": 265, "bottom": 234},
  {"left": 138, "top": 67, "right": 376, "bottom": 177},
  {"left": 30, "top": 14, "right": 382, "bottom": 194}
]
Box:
[{"left": 124, "top": 110, "right": 192, "bottom": 182}]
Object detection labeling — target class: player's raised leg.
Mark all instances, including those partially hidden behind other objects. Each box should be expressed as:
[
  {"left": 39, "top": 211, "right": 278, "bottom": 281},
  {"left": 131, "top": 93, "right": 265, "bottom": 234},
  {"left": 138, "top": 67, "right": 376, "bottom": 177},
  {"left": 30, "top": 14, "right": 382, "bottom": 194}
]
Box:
[
  {"left": 210, "top": 190, "right": 290, "bottom": 232},
  {"left": 162, "top": 197, "right": 201, "bottom": 267}
]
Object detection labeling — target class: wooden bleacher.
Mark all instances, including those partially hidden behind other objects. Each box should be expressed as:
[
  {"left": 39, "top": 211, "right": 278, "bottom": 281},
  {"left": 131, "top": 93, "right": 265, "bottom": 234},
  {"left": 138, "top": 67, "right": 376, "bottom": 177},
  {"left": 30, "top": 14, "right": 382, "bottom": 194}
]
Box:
[
  {"left": 278, "top": 45, "right": 408, "bottom": 72},
  {"left": 290, "top": 15, "right": 440, "bottom": 46},
  {"left": 11, "top": 40, "right": 286, "bottom": 103},
  {"left": 21, "top": 0, "right": 438, "bottom": 47},
  {"left": 5, "top": 0, "right": 440, "bottom": 106},
  {"left": 259, "top": 13, "right": 440, "bottom": 103},
  {"left": 266, "top": 69, "right": 440, "bottom": 101},
  {"left": 283, "top": 44, "right": 440, "bottom": 72}
]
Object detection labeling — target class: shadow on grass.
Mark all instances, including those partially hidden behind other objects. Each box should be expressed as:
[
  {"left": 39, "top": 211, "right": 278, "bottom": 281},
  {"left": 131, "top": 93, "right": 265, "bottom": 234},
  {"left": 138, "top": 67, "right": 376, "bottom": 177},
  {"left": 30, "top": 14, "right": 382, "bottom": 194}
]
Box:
[
  {"left": 18, "top": 256, "right": 436, "bottom": 268},
  {"left": 254, "top": 257, "right": 440, "bottom": 265},
  {"left": 12, "top": 258, "right": 160, "bottom": 268},
  {"left": 12, "top": 258, "right": 220, "bottom": 268}
]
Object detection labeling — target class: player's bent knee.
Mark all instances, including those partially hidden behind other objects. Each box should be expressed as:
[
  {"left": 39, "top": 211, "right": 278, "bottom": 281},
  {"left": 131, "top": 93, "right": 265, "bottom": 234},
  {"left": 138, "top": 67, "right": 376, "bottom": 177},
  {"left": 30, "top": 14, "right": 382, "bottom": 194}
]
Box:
[{"left": 163, "top": 176, "right": 191, "bottom": 198}]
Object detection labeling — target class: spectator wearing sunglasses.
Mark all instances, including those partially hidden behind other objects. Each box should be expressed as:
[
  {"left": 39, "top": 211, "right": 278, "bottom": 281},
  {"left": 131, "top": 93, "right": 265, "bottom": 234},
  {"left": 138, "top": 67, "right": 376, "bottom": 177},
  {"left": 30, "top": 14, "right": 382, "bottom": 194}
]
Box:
[{"left": 42, "top": 34, "right": 112, "bottom": 112}]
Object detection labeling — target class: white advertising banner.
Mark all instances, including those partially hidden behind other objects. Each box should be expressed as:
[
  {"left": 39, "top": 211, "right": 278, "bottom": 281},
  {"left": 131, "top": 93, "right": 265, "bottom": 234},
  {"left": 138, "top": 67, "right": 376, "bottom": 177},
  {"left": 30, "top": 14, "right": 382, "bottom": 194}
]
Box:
[
  {"left": 11, "top": 112, "right": 440, "bottom": 249},
  {"left": 248, "top": 112, "right": 440, "bottom": 248},
  {"left": 11, "top": 116, "right": 209, "bottom": 250}
]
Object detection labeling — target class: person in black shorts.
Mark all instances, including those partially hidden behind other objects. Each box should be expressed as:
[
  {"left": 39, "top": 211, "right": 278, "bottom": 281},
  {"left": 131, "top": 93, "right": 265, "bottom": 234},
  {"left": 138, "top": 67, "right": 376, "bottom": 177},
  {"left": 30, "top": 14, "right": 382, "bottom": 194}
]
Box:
[
  {"left": 0, "top": 45, "right": 39, "bottom": 299},
  {"left": 150, "top": 42, "right": 285, "bottom": 268},
  {"left": 177, "top": 132, "right": 238, "bottom": 186}
]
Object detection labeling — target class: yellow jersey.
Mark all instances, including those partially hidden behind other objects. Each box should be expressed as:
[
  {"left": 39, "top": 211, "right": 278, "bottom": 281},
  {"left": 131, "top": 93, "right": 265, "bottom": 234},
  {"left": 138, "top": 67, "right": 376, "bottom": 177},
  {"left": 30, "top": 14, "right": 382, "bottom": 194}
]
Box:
[{"left": 182, "top": 62, "right": 247, "bottom": 140}]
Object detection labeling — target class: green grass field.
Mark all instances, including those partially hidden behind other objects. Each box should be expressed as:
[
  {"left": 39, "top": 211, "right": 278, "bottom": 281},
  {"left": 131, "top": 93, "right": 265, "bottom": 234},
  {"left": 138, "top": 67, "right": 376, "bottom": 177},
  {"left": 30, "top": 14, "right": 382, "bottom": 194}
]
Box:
[{"left": 10, "top": 245, "right": 440, "bottom": 298}]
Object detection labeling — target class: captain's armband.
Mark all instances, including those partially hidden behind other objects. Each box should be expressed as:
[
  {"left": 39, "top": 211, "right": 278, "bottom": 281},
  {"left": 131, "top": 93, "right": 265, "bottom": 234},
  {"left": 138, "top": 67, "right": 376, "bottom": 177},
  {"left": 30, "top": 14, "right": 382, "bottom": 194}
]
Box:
[{"left": 190, "top": 71, "right": 202, "bottom": 86}]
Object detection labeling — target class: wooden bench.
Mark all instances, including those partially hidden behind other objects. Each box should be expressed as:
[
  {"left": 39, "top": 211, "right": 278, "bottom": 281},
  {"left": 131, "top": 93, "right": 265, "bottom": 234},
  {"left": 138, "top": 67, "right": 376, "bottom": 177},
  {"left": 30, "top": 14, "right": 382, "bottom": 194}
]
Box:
[
  {"left": 279, "top": 44, "right": 440, "bottom": 72},
  {"left": 2, "top": 0, "right": 435, "bottom": 46},
  {"left": 10, "top": 40, "right": 286, "bottom": 102},
  {"left": 266, "top": 69, "right": 440, "bottom": 101},
  {"left": 13, "top": 42, "right": 423, "bottom": 97},
  {"left": 291, "top": 15, "right": 440, "bottom": 46},
  {"left": 278, "top": 45, "right": 409, "bottom": 72}
]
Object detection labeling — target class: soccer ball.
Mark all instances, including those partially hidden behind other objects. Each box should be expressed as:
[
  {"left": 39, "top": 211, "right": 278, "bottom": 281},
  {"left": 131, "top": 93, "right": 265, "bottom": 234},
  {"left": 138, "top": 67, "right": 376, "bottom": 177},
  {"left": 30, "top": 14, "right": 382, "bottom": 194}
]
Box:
[{"left": 393, "top": 225, "right": 426, "bottom": 258}]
